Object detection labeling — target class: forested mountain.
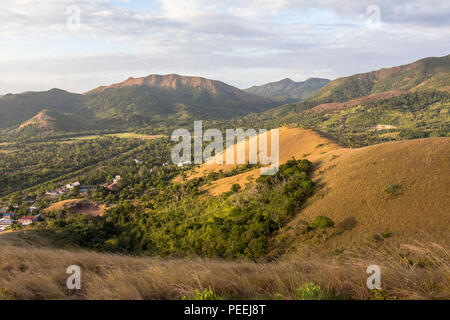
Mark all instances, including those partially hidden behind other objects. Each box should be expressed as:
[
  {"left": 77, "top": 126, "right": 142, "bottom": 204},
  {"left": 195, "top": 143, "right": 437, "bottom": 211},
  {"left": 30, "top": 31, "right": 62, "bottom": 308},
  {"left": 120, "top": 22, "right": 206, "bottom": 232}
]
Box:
[
  {"left": 0, "top": 74, "right": 275, "bottom": 133},
  {"left": 244, "top": 77, "right": 330, "bottom": 103},
  {"left": 0, "top": 56, "right": 448, "bottom": 138},
  {"left": 84, "top": 74, "right": 275, "bottom": 127},
  {"left": 0, "top": 89, "right": 87, "bottom": 130},
  {"left": 310, "top": 54, "right": 450, "bottom": 104}
]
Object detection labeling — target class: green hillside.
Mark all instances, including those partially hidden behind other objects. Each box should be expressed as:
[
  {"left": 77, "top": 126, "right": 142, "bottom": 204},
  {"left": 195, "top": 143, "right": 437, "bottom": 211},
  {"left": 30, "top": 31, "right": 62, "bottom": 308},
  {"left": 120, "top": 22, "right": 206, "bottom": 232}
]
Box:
[
  {"left": 245, "top": 77, "right": 330, "bottom": 103},
  {"left": 0, "top": 75, "right": 276, "bottom": 135},
  {"left": 311, "top": 54, "right": 450, "bottom": 103},
  {"left": 0, "top": 89, "right": 87, "bottom": 130},
  {"left": 84, "top": 81, "right": 274, "bottom": 128}
]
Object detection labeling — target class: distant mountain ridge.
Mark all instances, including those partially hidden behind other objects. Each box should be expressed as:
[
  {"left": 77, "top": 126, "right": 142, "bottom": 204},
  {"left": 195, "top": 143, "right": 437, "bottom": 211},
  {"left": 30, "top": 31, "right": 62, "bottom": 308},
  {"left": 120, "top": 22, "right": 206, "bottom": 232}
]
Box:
[
  {"left": 310, "top": 54, "right": 450, "bottom": 103},
  {"left": 256, "top": 54, "right": 450, "bottom": 121},
  {"left": 0, "top": 74, "right": 275, "bottom": 134},
  {"left": 86, "top": 73, "right": 270, "bottom": 107},
  {"left": 244, "top": 77, "right": 330, "bottom": 103},
  {"left": 1, "top": 55, "right": 448, "bottom": 137},
  {"left": 88, "top": 74, "right": 234, "bottom": 95},
  {"left": 0, "top": 89, "right": 87, "bottom": 131},
  {"left": 83, "top": 73, "right": 275, "bottom": 126}
]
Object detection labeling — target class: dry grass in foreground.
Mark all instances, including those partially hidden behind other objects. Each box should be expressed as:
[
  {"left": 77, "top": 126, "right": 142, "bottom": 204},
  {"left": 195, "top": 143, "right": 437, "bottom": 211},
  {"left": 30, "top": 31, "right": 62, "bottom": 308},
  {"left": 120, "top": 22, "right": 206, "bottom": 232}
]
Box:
[{"left": 0, "top": 241, "right": 448, "bottom": 300}]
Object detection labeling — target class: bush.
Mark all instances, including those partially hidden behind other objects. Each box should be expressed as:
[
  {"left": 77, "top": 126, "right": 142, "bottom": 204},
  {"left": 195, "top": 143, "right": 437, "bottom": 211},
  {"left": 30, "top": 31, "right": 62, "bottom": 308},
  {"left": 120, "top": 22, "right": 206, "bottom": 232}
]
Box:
[
  {"left": 182, "top": 288, "right": 222, "bottom": 300},
  {"left": 231, "top": 184, "right": 241, "bottom": 193},
  {"left": 384, "top": 183, "right": 402, "bottom": 196},
  {"left": 296, "top": 282, "right": 328, "bottom": 300},
  {"left": 309, "top": 215, "right": 335, "bottom": 229}
]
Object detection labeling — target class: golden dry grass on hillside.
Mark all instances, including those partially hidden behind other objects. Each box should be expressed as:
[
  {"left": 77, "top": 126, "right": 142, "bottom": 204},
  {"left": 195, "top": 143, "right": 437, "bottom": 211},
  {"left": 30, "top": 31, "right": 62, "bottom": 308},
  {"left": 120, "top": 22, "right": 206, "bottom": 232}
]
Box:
[
  {"left": 277, "top": 137, "right": 450, "bottom": 254},
  {"left": 186, "top": 127, "right": 449, "bottom": 252},
  {"left": 0, "top": 231, "right": 448, "bottom": 300},
  {"left": 188, "top": 127, "right": 342, "bottom": 195}
]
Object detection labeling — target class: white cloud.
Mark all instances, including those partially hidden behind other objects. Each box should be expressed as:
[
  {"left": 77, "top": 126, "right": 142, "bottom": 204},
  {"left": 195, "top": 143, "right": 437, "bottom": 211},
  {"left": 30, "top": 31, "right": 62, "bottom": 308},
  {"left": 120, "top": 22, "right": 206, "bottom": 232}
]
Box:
[{"left": 0, "top": 0, "right": 448, "bottom": 93}]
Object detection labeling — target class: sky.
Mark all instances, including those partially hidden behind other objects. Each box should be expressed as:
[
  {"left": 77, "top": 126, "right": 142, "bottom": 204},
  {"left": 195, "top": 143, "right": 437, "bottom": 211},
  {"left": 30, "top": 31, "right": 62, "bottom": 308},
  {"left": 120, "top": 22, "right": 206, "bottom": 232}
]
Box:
[{"left": 0, "top": 0, "right": 449, "bottom": 94}]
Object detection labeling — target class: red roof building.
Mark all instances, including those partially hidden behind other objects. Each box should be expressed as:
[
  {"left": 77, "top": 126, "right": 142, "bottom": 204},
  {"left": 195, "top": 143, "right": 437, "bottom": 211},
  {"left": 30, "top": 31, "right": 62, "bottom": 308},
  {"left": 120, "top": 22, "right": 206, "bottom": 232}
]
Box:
[{"left": 18, "top": 215, "right": 39, "bottom": 225}]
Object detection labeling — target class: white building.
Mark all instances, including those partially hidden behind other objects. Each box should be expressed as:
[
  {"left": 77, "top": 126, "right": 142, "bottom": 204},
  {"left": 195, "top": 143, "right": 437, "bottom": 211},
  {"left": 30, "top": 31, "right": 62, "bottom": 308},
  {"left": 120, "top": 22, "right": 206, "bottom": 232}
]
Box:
[
  {"left": 0, "top": 218, "right": 14, "bottom": 231},
  {"left": 66, "top": 182, "right": 81, "bottom": 189}
]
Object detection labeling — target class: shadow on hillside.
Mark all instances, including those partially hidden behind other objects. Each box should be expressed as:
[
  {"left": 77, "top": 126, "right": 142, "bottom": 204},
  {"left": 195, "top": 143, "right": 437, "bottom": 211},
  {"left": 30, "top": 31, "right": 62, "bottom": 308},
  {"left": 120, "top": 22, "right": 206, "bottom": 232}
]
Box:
[
  {"left": 336, "top": 217, "right": 358, "bottom": 235},
  {"left": 0, "top": 229, "right": 55, "bottom": 248}
]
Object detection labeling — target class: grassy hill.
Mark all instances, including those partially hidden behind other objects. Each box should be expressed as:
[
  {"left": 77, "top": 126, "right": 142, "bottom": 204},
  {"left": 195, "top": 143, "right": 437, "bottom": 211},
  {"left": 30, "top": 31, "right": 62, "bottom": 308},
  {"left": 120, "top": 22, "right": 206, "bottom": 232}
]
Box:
[
  {"left": 1, "top": 132, "right": 448, "bottom": 300},
  {"left": 186, "top": 129, "right": 449, "bottom": 253},
  {"left": 244, "top": 77, "right": 330, "bottom": 103},
  {"left": 186, "top": 127, "right": 342, "bottom": 195},
  {"left": 272, "top": 137, "right": 450, "bottom": 257},
  {"left": 11, "top": 109, "right": 91, "bottom": 135},
  {"left": 0, "top": 230, "right": 447, "bottom": 299}
]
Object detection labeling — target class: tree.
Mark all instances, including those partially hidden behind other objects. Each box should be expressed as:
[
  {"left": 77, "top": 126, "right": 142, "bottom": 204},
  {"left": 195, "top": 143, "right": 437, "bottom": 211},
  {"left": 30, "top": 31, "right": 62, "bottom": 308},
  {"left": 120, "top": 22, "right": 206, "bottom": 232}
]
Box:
[
  {"left": 9, "top": 193, "right": 22, "bottom": 206},
  {"left": 231, "top": 184, "right": 241, "bottom": 193},
  {"left": 309, "top": 216, "right": 335, "bottom": 229}
]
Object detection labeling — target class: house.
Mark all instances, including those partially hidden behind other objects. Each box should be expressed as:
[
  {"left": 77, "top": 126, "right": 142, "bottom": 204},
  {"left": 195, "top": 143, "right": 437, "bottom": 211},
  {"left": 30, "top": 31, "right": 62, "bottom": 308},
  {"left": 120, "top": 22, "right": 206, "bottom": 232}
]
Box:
[
  {"left": 0, "top": 218, "right": 14, "bottom": 231},
  {"left": 29, "top": 206, "right": 38, "bottom": 212},
  {"left": 18, "top": 215, "right": 39, "bottom": 226},
  {"left": 66, "top": 182, "right": 81, "bottom": 189},
  {"left": 113, "top": 176, "right": 122, "bottom": 184},
  {"left": 2, "top": 213, "right": 16, "bottom": 220},
  {"left": 134, "top": 159, "right": 142, "bottom": 165}
]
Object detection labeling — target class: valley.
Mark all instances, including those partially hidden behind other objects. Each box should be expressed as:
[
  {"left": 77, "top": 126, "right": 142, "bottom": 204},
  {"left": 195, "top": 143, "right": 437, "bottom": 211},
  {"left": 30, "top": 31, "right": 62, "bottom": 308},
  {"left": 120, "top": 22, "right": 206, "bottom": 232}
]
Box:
[{"left": 0, "top": 55, "right": 449, "bottom": 301}]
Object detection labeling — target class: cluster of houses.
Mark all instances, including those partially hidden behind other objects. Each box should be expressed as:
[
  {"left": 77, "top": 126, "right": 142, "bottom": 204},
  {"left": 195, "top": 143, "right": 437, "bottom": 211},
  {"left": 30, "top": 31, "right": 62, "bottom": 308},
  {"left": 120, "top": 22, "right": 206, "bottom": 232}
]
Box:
[
  {"left": 45, "top": 181, "right": 92, "bottom": 198},
  {"left": 43, "top": 177, "right": 124, "bottom": 199},
  {"left": 45, "top": 181, "right": 80, "bottom": 197},
  {"left": 103, "top": 176, "right": 122, "bottom": 191},
  {"left": 0, "top": 212, "right": 40, "bottom": 232}
]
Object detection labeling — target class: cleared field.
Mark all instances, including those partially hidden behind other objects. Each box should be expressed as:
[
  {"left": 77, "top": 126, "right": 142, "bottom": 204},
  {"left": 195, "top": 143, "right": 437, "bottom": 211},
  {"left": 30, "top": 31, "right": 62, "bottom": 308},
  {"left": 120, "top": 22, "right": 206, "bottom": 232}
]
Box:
[
  {"left": 105, "top": 132, "right": 165, "bottom": 139},
  {"left": 43, "top": 199, "right": 108, "bottom": 216}
]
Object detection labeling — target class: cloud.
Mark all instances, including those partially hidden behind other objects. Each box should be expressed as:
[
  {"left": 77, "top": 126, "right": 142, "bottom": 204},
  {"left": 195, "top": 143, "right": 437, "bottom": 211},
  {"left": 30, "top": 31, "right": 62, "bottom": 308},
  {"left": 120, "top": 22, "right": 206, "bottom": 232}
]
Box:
[{"left": 0, "top": 0, "right": 448, "bottom": 93}]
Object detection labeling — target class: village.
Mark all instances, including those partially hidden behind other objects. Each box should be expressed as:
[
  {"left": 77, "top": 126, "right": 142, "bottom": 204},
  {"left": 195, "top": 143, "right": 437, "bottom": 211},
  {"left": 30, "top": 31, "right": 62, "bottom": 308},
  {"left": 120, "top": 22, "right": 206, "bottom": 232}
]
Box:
[
  {"left": 0, "top": 154, "right": 180, "bottom": 234},
  {"left": 0, "top": 175, "right": 125, "bottom": 233}
]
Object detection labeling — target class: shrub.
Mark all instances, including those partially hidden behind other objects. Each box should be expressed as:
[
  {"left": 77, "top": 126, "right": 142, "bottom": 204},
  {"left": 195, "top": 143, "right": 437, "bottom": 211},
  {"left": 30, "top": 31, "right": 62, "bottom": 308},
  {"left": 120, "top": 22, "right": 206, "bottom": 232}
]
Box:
[
  {"left": 381, "top": 231, "right": 392, "bottom": 238},
  {"left": 182, "top": 288, "right": 222, "bottom": 300},
  {"left": 231, "top": 184, "right": 241, "bottom": 193},
  {"left": 384, "top": 183, "right": 402, "bottom": 196},
  {"left": 309, "top": 215, "right": 335, "bottom": 229},
  {"left": 370, "top": 289, "right": 394, "bottom": 300},
  {"left": 296, "top": 282, "right": 327, "bottom": 300}
]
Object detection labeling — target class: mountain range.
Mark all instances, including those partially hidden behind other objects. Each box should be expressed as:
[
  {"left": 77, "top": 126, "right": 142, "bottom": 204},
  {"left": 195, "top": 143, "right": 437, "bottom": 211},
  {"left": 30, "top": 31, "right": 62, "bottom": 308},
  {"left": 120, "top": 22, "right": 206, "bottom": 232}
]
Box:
[
  {"left": 0, "top": 74, "right": 276, "bottom": 133},
  {"left": 0, "top": 54, "right": 448, "bottom": 137}
]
